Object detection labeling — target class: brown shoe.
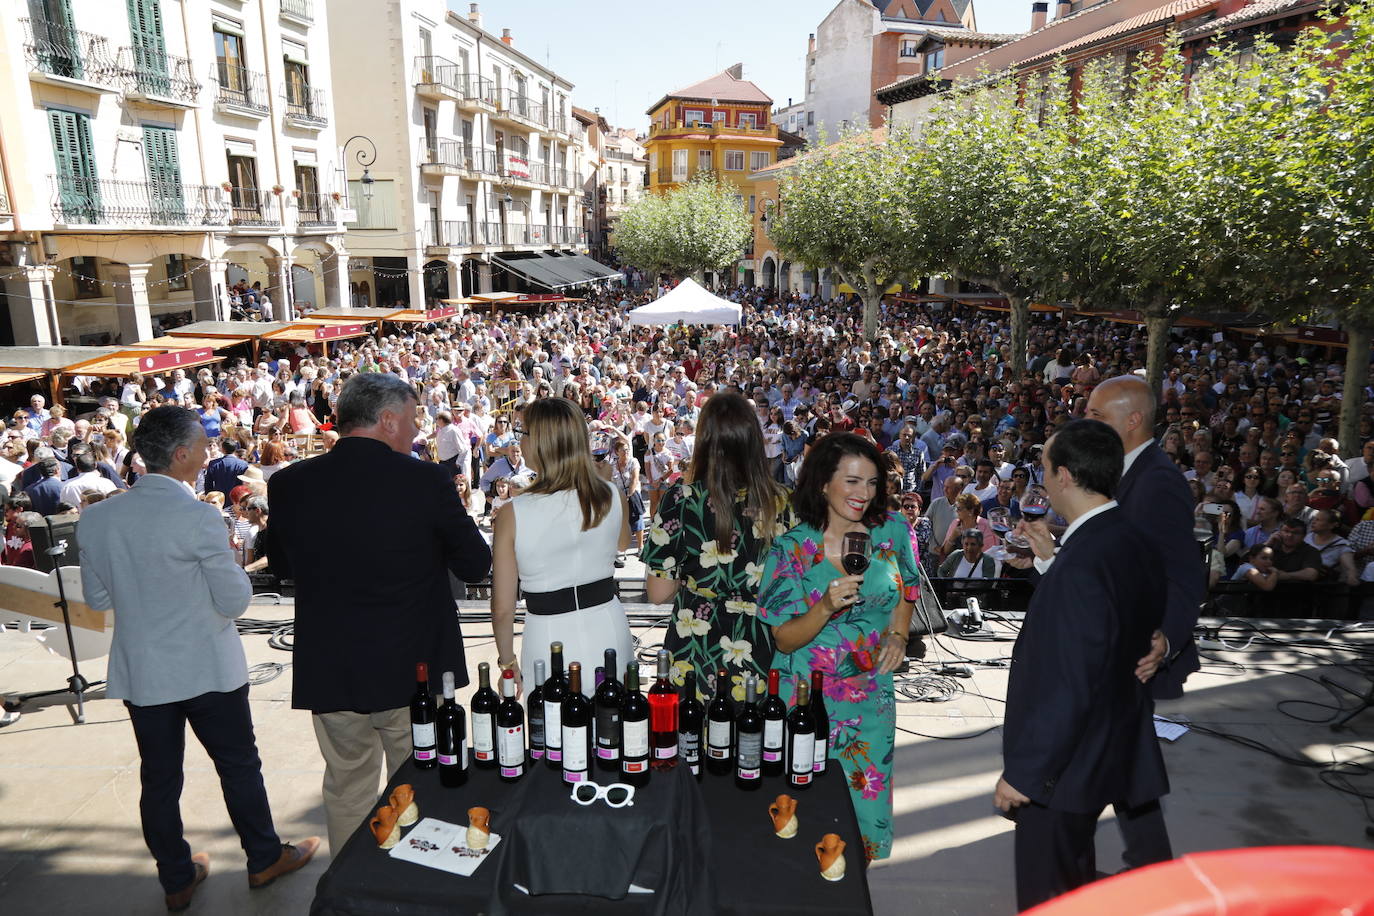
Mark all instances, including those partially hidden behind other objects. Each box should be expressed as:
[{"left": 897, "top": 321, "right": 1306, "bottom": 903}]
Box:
[
  {"left": 247, "top": 837, "right": 320, "bottom": 889},
  {"left": 165, "top": 853, "right": 210, "bottom": 912}
]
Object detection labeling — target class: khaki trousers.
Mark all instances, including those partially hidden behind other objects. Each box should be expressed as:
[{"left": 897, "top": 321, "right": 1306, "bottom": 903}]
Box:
[{"left": 312, "top": 707, "right": 411, "bottom": 854}]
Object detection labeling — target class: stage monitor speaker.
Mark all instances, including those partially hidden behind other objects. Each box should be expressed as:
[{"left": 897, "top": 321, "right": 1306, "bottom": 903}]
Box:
[
  {"left": 30, "top": 515, "right": 81, "bottom": 573},
  {"left": 911, "top": 567, "right": 948, "bottom": 637}
]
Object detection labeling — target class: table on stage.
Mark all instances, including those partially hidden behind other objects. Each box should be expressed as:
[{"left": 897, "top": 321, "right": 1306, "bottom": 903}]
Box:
[{"left": 311, "top": 758, "right": 874, "bottom": 916}]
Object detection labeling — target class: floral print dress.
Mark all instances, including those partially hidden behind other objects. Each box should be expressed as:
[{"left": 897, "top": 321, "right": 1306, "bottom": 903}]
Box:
[
  {"left": 642, "top": 482, "right": 795, "bottom": 699},
  {"left": 757, "top": 511, "right": 920, "bottom": 862}
]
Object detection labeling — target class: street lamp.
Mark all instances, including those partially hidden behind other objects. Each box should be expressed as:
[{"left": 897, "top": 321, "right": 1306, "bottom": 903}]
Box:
[{"left": 341, "top": 134, "right": 378, "bottom": 200}]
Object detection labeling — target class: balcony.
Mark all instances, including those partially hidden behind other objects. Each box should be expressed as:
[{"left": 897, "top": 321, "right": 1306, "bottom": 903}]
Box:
[
  {"left": 227, "top": 186, "right": 281, "bottom": 228},
  {"left": 647, "top": 121, "right": 778, "bottom": 139},
  {"left": 548, "top": 225, "right": 584, "bottom": 245},
  {"left": 119, "top": 46, "right": 201, "bottom": 106},
  {"left": 49, "top": 176, "right": 230, "bottom": 226},
  {"left": 413, "top": 57, "right": 497, "bottom": 109},
  {"left": 492, "top": 91, "right": 548, "bottom": 131},
  {"left": 211, "top": 63, "right": 269, "bottom": 119},
  {"left": 21, "top": 19, "right": 120, "bottom": 91},
  {"left": 283, "top": 85, "right": 328, "bottom": 129},
  {"left": 280, "top": 0, "right": 313, "bottom": 26},
  {"left": 294, "top": 190, "right": 335, "bottom": 228},
  {"left": 421, "top": 140, "right": 497, "bottom": 179},
  {"left": 423, "top": 220, "right": 476, "bottom": 252}
]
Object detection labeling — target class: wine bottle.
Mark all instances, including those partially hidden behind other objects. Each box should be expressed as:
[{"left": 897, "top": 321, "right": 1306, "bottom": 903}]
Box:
[
  {"left": 560, "top": 662, "right": 592, "bottom": 784},
  {"left": 496, "top": 669, "right": 526, "bottom": 782},
  {"left": 528, "top": 659, "right": 546, "bottom": 760},
  {"left": 470, "top": 662, "right": 499, "bottom": 769},
  {"left": 437, "top": 670, "right": 468, "bottom": 788},
  {"left": 620, "top": 663, "right": 650, "bottom": 786},
  {"left": 410, "top": 662, "right": 437, "bottom": 769},
  {"left": 679, "top": 669, "right": 705, "bottom": 779},
  {"left": 593, "top": 648, "right": 624, "bottom": 773},
  {"left": 705, "top": 668, "right": 734, "bottom": 776},
  {"left": 810, "top": 670, "right": 829, "bottom": 776},
  {"left": 786, "top": 679, "right": 816, "bottom": 790},
  {"left": 734, "top": 674, "right": 763, "bottom": 790},
  {"left": 543, "top": 642, "right": 568, "bottom": 769},
  {"left": 761, "top": 668, "right": 787, "bottom": 777},
  {"left": 648, "top": 648, "right": 679, "bottom": 770}
]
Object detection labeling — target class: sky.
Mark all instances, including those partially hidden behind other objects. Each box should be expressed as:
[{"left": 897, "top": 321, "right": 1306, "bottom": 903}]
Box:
[{"left": 452, "top": 0, "right": 1032, "bottom": 130}]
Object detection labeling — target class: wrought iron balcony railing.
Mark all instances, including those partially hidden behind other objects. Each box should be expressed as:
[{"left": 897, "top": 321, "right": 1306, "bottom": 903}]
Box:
[
  {"left": 280, "top": 0, "right": 313, "bottom": 23},
  {"left": 50, "top": 176, "right": 230, "bottom": 226},
  {"left": 119, "top": 45, "right": 201, "bottom": 102},
  {"left": 227, "top": 186, "right": 281, "bottom": 227},
  {"left": 424, "top": 220, "right": 476, "bottom": 249},
  {"left": 283, "top": 84, "right": 328, "bottom": 125},
  {"left": 294, "top": 190, "right": 335, "bottom": 227},
  {"left": 20, "top": 18, "right": 119, "bottom": 85},
  {"left": 212, "top": 63, "right": 269, "bottom": 113},
  {"left": 413, "top": 57, "right": 497, "bottom": 105}
]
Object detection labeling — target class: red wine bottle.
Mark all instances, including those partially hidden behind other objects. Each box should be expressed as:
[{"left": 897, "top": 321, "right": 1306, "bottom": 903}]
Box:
[
  {"left": 810, "top": 670, "right": 829, "bottom": 775},
  {"left": 705, "top": 668, "right": 734, "bottom": 776},
  {"left": 543, "top": 642, "right": 568, "bottom": 769},
  {"left": 527, "top": 659, "right": 546, "bottom": 760},
  {"left": 620, "top": 663, "right": 650, "bottom": 786},
  {"left": 761, "top": 668, "right": 787, "bottom": 777},
  {"left": 648, "top": 648, "right": 679, "bottom": 770},
  {"left": 410, "top": 662, "right": 437, "bottom": 769},
  {"left": 560, "top": 662, "right": 592, "bottom": 784},
  {"left": 679, "top": 669, "right": 705, "bottom": 779},
  {"left": 496, "top": 669, "right": 526, "bottom": 782},
  {"left": 593, "top": 648, "right": 624, "bottom": 773},
  {"left": 437, "top": 670, "right": 468, "bottom": 787},
  {"left": 786, "top": 679, "right": 816, "bottom": 790},
  {"left": 734, "top": 674, "right": 763, "bottom": 790},
  {"left": 469, "top": 662, "right": 499, "bottom": 769}
]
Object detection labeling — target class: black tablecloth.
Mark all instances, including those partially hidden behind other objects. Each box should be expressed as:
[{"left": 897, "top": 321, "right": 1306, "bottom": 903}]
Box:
[{"left": 311, "top": 760, "right": 872, "bottom": 916}]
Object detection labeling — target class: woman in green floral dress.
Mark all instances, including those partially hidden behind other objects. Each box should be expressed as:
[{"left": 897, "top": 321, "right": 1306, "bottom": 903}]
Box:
[
  {"left": 758, "top": 433, "right": 918, "bottom": 862},
  {"left": 642, "top": 392, "right": 794, "bottom": 699}
]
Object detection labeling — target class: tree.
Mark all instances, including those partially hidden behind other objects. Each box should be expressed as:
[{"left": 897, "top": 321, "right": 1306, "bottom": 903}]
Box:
[
  {"left": 612, "top": 173, "right": 752, "bottom": 286},
  {"left": 770, "top": 128, "right": 934, "bottom": 341}
]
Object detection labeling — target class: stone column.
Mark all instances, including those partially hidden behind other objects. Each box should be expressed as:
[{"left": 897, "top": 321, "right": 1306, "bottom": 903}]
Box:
[
  {"left": 3, "top": 265, "right": 57, "bottom": 345},
  {"left": 445, "top": 260, "right": 461, "bottom": 305},
  {"left": 191, "top": 258, "right": 229, "bottom": 322},
  {"left": 107, "top": 262, "right": 154, "bottom": 345},
  {"left": 262, "top": 255, "right": 294, "bottom": 321},
  {"left": 477, "top": 259, "right": 493, "bottom": 294},
  {"left": 321, "top": 249, "right": 350, "bottom": 311},
  {"left": 407, "top": 253, "right": 426, "bottom": 309}
]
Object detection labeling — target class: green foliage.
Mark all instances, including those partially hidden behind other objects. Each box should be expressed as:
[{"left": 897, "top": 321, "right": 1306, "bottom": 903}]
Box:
[{"left": 612, "top": 173, "right": 752, "bottom": 281}]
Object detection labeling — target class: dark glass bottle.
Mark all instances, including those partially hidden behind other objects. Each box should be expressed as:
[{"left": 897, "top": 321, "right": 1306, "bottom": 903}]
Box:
[
  {"left": 527, "top": 659, "right": 546, "bottom": 760},
  {"left": 648, "top": 648, "right": 679, "bottom": 770},
  {"left": 496, "top": 669, "right": 526, "bottom": 782},
  {"left": 761, "top": 668, "right": 787, "bottom": 777},
  {"left": 810, "top": 670, "right": 829, "bottom": 776},
  {"left": 410, "top": 662, "right": 437, "bottom": 769},
  {"left": 705, "top": 667, "right": 734, "bottom": 776},
  {"left": 469, "top": 662, "right": 499, "bottom": 769},
  {"left": 593, "top": 648, "right": 624, "bottom": 773},
  {"left": 786, "top": 680, "right": 816, "bottom": 790},
  {"left": 560, "top": 662, "right": 593, "bottom": 784},
  {"left": 678, "top": 670, "right": 705, "bottom": 779},
  {"left": 437, "top": 670, "right": 468, "bottom": 787},
  {"left": 543, "top": 642, "right": 568, "bottom": 769},
  {"left": 620, "top": 663, "right": 650, "bottom": 787},
  {"left": 734, "top": 674, "right": 763, "bottom": 790}
]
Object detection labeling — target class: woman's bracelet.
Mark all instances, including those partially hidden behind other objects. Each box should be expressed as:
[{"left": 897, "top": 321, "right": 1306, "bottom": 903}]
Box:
[
  {"left": 497, "top": 657, "right": 519, "bottom": 672},
  {"left": 882, "top": 628, "right": 906, "bottom": 642}
]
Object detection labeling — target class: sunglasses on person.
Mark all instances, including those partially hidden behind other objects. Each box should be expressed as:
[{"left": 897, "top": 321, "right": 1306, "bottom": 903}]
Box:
[
  {"left": 901, "top": 502, "right": 919, "bottom": 511},
  {"left": 570, "top": 781, "right": 635, "bottom": 808},
  {"left": 1245, "top": 473, "right": 1261, "bottom": 479}
]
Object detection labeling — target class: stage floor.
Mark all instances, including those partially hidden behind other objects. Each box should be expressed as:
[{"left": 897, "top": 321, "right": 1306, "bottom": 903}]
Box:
[{"left": 1, "top": 566, "right": 1371, "bottom": 915}]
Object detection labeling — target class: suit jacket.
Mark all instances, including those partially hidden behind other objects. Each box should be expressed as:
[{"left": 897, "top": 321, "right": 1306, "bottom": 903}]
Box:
[
  {"left": 267, "top": 437, "right": 491, "bottom": 714},
  {"left": 24, "top": 476, "right": 65, "bottom": 516},
  {"left": 204, "top": 453, "right": 250, "bottom": 497},
  {"left": 1118, "top": 442, "right": 1204, "bottom": 699},
  {"left": 79, "top": 474, "right": 252, "bottom": 706},
  {"left": 1003, "top": 507, "right": 1169, "bottom": 814}
]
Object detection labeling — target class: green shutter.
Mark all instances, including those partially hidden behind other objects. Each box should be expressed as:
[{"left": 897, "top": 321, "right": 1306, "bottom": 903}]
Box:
[
  {"left": 143, "top": 126, "right": 183, "bottom": 224},
  {"left": 29, "top": 0, "right": 81, "bottom": 78},
  {"left": 48, "top": 109, "right": 100, "bottom": 222},
  {"left": 126, "top": 0, "right": 167, "bottom": 95}
]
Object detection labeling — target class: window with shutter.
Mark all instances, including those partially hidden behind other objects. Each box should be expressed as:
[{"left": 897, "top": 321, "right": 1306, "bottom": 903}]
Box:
[
  {"left": 126, "top": 0, "right": 169, "bottom": 95},
  {"left": 48, "top": 108, "right": 99, "bottom": 222},
  {"left": 143, "top": 126, "right": 183, "bottom": 223},
  {"left": 29, "top": 0, "right": 81, "bottom": 78}
]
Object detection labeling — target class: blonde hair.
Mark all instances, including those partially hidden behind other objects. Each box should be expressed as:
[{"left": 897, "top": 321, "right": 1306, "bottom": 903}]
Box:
[{"left": 522, "top": 397, "right": 611, "bottom": 531}]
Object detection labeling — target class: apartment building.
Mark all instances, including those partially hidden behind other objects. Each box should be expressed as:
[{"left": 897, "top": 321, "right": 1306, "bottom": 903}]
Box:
[
  {"left": 603, "top": 128, "right": 647, "bottom": 242},
  {"left": 0, "top": 0, "right": 349, "bottom": 347},
  {"left": 327, "top": 1, "right": 612, "bottom": 305}
]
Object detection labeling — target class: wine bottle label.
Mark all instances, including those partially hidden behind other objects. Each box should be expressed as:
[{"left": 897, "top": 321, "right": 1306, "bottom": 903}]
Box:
[
  {"left": 498, "top": 725, "right": 525, "bottom": 769},
  {"left": 438, "top": 752, "right": 457, "bottom": 766},
  {"left": 681, "top": 731, "right": 701, "bottom": 762},
  {"left": 544, "top": 702, "right": 563, "bottom": 748},
  {"left": 707, "top": 719, "right": 731, "bottom": 757},
  {"left": 472, "top": 712, "right": 494, "bottom": 760},
  {"left": 460, "top": 738, "right": 468, "bottom": 769},
  {"left": 790, "top": 769, "right": 813, "bottom": 786},
  {"left": 813, "top": 732, "right": 827, "bottom": 772},
  {"left": 623, "top": 719, "right": 649, "bottom": 757},
  {"left": 763, "top": 719, "right": 784, "bottom": 761},
  {"left": 562, "top": 725, "right": 588, "bottom": 774},
  {"left": 412, "top": 722, "right": 436, "bottom": 760},
  {"left": 654, "top": 739, "right": 679, "bottom": 759},
  {"left": 791, "top": 733, "right": 815, "bottom": 774},
  {"left": 595, "top": 708, "right": 621, "bottom": 752},
  {"left": 737, "top": 731, "right": 762, "bottom": 772},
  {"left": 530, "top": 718, "right": 545, "bottom": 747}
]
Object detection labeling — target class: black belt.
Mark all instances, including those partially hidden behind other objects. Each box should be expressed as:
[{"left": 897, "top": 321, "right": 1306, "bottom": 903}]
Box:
[{"left": 524, "top": 577, "right": 618, "bottom": 615}]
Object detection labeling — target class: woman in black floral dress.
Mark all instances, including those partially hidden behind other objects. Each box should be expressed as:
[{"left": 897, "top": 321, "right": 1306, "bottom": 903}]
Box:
[{"left": 642, "top": 392, "right": 795, "bottom": 700}]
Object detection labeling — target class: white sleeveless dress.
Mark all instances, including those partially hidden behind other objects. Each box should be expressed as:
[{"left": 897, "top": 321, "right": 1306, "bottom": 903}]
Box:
[{"left": 513, "top": 480, "right": 633, "bottom": 682}]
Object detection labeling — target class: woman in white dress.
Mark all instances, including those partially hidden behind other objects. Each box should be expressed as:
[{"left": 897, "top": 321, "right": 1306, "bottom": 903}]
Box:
[{"left": 491, "top": 397, "right": 633, "bottom": 695}]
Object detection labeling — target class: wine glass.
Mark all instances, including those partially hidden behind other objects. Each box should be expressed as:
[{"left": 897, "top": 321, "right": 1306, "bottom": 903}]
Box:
[
  {"left": 840, "top": 530, "right": 870, "bottom": 615},
  {"left": 987, "top": 506, "right": 1014, "bottom": 553},
  {"left": 1011, "top": 485, "right": 1050, "bottom": 550}
]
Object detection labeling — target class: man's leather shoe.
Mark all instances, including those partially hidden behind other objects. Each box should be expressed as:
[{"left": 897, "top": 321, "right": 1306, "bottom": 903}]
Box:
[
  {"left": 165, "top": 853, "right": 210, "bottom": 912},
  {"left": 247, "top": 837, "right": 320, "bottom": 889}
]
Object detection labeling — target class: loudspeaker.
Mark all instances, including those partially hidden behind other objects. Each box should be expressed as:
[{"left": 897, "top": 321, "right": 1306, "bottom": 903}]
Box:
[
  {"left": 910, "top": 567, "right": 948, "bottom": 637},
  {"left": 30, "top": 516, "right": 80, "bottom": 573}
]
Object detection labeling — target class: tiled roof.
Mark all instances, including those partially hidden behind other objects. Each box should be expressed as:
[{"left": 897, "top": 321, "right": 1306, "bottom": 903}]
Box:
[
  {"left": 923, "top": 26, "right": 1025, "bottom": 42},
  {"left": 660, "top": 68, "right": 772, "bottom": 105},
  {"left": 1178, "top": 0, "right": 1319, "bottom": 36},
  {"left": 1016, "top": 0, "right": 1218, "bottom": 65}
]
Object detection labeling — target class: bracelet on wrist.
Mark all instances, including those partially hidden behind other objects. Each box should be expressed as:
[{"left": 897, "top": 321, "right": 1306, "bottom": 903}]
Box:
[
  {"left": 882, "top": 628, "right": 906, "bottom": 642},
  {"left": 497, "top": 657, "right": 519, "bottom": 672}
]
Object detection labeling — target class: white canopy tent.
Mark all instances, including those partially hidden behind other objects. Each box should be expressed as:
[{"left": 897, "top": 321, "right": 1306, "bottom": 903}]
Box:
[{"left": 626, "top": 277, "right": 741, "bottom": 326}]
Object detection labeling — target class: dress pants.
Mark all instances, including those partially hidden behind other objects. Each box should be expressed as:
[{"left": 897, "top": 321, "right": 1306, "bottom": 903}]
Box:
[
  {"left": 125, "top": 684, "right": 281, "bottom": 894},
  {"left": 1113, "top": 798, "right": 1174, "bottom": 870},
  {"left": 1013, "top": 802, "right": 1100, "bottom": 913},
  {"left": 312, "top": 707, "right": 411, "bottom": 853}
]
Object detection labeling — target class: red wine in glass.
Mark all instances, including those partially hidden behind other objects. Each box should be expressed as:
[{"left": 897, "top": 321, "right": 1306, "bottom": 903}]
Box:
[{"left": 841, "top": 531, "right": 870, "bottom": 575}]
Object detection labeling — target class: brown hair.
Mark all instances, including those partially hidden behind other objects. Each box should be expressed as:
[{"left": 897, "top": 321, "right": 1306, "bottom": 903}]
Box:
[
  {"left": 688, "top": 392, "right": 788, "bottom": 548},
  {"left": 522, "top": 397, "right": 611, "bottom": 531}
]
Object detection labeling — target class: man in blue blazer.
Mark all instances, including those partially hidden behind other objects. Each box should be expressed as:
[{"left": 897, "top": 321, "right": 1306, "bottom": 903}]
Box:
[
  {"left": 996, "top": 420, "right": 1169, "bottom": 911},
  {"left": 23, "top": 458, "right": 65, "bottom": 515}
]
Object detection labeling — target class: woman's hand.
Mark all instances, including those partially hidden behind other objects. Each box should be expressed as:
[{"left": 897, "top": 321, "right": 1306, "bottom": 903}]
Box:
[
  {"left": 821, "top": 573, "right": 865, "bottom": 616},
  {"left": 876, "top": 631, "right": 906, "bottom": 674},
  {"left": 500, "top": 660, "right": 524, "bottom": 699}
]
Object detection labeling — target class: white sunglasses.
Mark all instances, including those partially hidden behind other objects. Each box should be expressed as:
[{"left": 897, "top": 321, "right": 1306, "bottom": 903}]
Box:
[{"left": 570, "top": 781, "right": 635, "bottom": 808}]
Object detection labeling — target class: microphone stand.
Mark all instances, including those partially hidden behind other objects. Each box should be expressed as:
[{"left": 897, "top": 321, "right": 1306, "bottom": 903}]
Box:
[{"left": 11, "top": 539, "right": 104, "bottom": 724}]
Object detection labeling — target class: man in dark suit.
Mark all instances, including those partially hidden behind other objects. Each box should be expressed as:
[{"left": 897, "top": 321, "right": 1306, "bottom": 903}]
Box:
[
  {"left": 268, "top": 373, "right": 491, "bottom": 853},
  {"left": 23, "top": 458, "right": 65, "bottom": 516},
  {"left": 204, "top": 438, "right": 250, "bottom": 498},
  {"left": 996, "top": 419, "right": 1169, "bottom": 912}
]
